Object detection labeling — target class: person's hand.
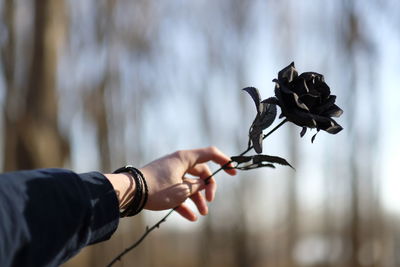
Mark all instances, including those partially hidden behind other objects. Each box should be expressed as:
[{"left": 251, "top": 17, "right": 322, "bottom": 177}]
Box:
[{"left": 139, "top": 146, "right": 236, "bottom": 221}]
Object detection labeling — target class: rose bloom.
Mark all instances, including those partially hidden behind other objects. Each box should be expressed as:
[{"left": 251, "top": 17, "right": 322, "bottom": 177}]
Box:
[{"left": 272, "top": 62, "right": 343, "bottom": 138}]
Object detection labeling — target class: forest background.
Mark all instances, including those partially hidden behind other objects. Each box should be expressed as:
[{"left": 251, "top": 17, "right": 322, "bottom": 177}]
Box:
[{"left": 1, "top": 1, "right": 400, "bottom": 266}]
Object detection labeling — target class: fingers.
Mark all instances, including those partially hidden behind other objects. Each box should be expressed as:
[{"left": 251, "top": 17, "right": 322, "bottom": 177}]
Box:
[
  {"left": 183, "top": 147, "right": 237, "bottom": 176},
  {"left": 175, "top": 203, "right": 197, "bottom": 221},
  {"left": 182, "top": 178, "right": 208, "bottom": 215},
  {"left": 187, "top": 163, "right": 216, "bottom": 201},
  {"left": 157, "top": 146, "right": 238, "bottom": 221},
  {"left": 174, "top": 192, "right": 208, "bottom": 221},
  {"left": 204, "top": 177, "right": 216, "bottom": 202},
  {"left": 187, "top": 163, "right": 212, "bottom": 179},
  {"left": 190, "top": 191, "right": 208, "bottom": 215}
]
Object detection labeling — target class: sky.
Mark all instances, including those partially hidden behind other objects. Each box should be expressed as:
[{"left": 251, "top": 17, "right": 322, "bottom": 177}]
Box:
[{"left": 377, "top": 28, "right": 400, "bottom": 214}]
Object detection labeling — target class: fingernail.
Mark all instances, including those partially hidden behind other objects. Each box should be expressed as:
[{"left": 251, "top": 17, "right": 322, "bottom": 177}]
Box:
[{"left": 202, "top": 209, "right": 208, "bottom": 215}]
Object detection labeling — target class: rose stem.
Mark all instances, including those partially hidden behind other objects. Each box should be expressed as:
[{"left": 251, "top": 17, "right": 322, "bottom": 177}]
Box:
[
  {"left": 106, "top": 118, "right": 289, "bottom": 267},
  {"left": 204, "top": 118, "right": 288, "bottom": 183}
]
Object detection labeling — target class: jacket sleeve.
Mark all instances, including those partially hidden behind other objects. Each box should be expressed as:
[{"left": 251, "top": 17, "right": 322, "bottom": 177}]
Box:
[{"left": 0, "top": 168, "right": 120, "bottom": 267}]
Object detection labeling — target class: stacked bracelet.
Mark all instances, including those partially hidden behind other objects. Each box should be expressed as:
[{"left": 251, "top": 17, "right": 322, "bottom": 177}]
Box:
[{"left": 113, "top": 165, "right": 148, "bottom": 217}]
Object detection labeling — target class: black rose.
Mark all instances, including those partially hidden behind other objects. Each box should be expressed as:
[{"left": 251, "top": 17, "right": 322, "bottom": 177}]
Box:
[{"left": 271, "top": 62, "right": 343, "bottom": 140}]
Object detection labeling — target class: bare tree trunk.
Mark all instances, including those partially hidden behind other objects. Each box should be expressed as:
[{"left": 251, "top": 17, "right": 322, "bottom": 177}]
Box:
[
  {"left": 338, "top": 2, "right": 378, "bottom": 266},
  {"left": 341, "top": 6, "right": 361, "bottom": 267},
  {"left": 3, "top": 0, "right": 69, "bottom": 171}
]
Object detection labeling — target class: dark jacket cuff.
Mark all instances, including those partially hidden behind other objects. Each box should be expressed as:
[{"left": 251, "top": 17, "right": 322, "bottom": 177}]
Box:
[{"left": 78, "top": 171, "right": 120, "bottom": 244}]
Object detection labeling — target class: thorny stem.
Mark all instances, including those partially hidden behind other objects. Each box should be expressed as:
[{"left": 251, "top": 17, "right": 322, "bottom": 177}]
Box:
[
  {"left": 106, "top": 209, "right": 175, "bottom": 267},
  {"left": 106, "top": 118, "right": 288, "bottom": 267}
]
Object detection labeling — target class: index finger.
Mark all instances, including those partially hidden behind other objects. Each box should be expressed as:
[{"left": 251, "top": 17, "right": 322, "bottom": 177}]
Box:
[{"left": 184, "top": 146, "right": 237, "bottom": 176}]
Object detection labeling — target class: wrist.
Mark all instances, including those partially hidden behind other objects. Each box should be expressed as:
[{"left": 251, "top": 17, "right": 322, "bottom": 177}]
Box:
[
  {"left": 112, "top": 166, "right": 149, "bottom": 217},
  {"left": 104, "top": 173, "right": 136, "bottom": 209}
]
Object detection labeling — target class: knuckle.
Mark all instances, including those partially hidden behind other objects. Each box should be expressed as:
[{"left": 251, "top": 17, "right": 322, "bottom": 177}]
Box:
[
  {"left": 174, "top": 150, "right": 190, "bottom": 164},
  {"left": 208, "top": 146, "right": 218, "bottom": 154},
  {"left": 173, "top": 150, "right": 185, "bottom": 159}
]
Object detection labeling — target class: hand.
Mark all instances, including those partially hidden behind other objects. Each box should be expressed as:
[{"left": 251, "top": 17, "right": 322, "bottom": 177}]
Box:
[{"left": 140, "top": 146, "right": 236, "bottom": 221}]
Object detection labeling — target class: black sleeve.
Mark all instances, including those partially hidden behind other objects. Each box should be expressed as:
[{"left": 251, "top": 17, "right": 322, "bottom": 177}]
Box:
[{"left": 0, "top": 168, "right": 120, "bottom": 267}]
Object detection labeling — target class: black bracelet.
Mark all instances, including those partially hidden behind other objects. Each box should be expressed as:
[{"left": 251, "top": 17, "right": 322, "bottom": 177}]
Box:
[
  {"left": 113, "top": 165, "right": 148, "bottom": 217},
  {"left": 134, "top": 168, "right": 148, "bottom": 214}
]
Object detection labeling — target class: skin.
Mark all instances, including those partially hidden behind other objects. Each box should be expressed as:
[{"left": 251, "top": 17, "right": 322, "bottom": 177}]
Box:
[{"left": 104, "top": 146, "right": 237, "bottom": 221}]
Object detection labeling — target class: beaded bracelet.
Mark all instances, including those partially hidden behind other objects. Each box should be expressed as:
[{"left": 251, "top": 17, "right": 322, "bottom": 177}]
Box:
[{"left": 113, "top": 165, "right": 148, "bottom": 217}]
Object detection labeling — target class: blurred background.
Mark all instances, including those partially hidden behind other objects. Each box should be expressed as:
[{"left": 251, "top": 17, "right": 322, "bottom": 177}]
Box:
[{"left": 1, "top": 0, "right": 400, "bottom": 266}]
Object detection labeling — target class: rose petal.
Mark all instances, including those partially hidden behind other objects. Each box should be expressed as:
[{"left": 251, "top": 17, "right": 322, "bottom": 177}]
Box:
[
  {"left": 276, "top": 83, "right": 310, "bottom": 113},
  {"left": 293, "top": 92, "right": 309, "bottom": 111},
  {"left": 324, "top": 118, "right": 343, "bottom": 134},
  {"left": 318, "top": 82, "right": 331, "bottom": 99},
  {"left": 278, "top": 62, "right": 298, "bottom": 83},
  {"left": 322, "top": 104, "right": 343, "bottom": 118},
  {"left": 300, "top": 72, "right": 324, "bottom": 81},
  {"left": 275, "top": 79, "right": 294, "bottom": 95},
  {"left": 326, "top": 124, "right": 343, "bottom": 134},
  {"left": 284, "top": 108, "right": 318, "bottom": 128},
  {"left": 313, "top": 95, "right": 336, "bottom": 114},
  {"left": 299, "top": 72, "right": 330, "bottom": 98},
  {"left": 312, "top": 114, "right": 332, "bottom": 126},
  {"left": 289, "top": 78, "right": 309, "bottom": 95},
  {"left": 275, "top": 86, "right": 296, "bottom": 113},
  {"left": 299, "top": 94, "right": 318, "bottom": 110},
  {"left": 312, "top": 115, "right": 343, "bottom": 134}
]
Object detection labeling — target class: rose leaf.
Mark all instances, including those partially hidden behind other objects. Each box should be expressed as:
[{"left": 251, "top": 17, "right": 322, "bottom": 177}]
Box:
[
  {"left": 253, "top": 154, "right": 294, "bottom": 169},
  {"left": 257, "top": 98, "right": 277, "bottom": 130},
  {"left": 235, "top": 163, "right": 276, "bottom": 170},
  {"left": 230, "top": 154, "right": 294, "bottom": 170},
  {"left": 250, "top": 129, "right": 263, "bottom": 154},
  {"left": 243, "top": 87, "right": 261, "bottom": 113},
  {"left": 230, "top": 156, "right": 252, "bottom": 164}
]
